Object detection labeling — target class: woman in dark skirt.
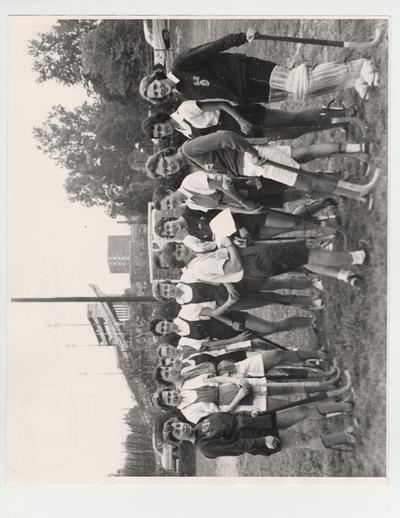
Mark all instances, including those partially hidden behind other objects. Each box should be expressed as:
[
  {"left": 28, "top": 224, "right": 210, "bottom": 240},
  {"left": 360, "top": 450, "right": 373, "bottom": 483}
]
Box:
[
  {"left": 139, "top": 30, "right": 377, "bottom": 106},
  {"left": 155, "top": 347, "right": 333, "bottom": 388},
  {"left": 155, "top": 372, "right": 353, "bottom": 425},
  {"left": 152, "top": 278, "right": 323, "bottom": 314},
  {"left": 141, "top": 100, "right": 358, "bottom": 142},
  {"left": 162, "top": 410, "right": 359, "bottom": 458},
  {"left": 149, "top": 307, "right": 312, "bottom": 348},
  {"left": 161, "top": 237, "right": 369, "bottom": 287}
]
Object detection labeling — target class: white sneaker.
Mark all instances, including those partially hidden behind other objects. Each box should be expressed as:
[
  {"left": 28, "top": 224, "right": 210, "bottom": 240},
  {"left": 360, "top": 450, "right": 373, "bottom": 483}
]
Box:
[
  {"left": 312, "top": 298, "right": 324, "bottom": 310},
  {"left": 354, "top": 78, "right": 370, "bottom": 101},
  {"left": 359, "top": 59, "right": 379, "bottom": 87},
  {"left": 312, "top": 278, "right": 325, "bottom": 291}
]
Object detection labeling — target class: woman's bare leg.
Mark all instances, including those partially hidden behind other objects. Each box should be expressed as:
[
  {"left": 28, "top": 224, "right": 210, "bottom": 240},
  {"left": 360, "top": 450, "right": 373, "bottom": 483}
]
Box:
[
  {"left": 244, "top": 277, "right": 313, "bottom": 291},
  {"left": 291, "top": 143, "right": 366, "bottom": 163},
  {"left": 279, "top": 429, "right": 357, "bottom": 450},
  {"left": 261, "top": 350, "right": 328, "bottom": 372},
  {"left": 244, "top": 314, "right": 311, "bottom": 335}
]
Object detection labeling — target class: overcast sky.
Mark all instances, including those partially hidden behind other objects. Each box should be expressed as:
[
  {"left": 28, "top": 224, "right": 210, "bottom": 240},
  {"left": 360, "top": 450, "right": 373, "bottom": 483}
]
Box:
[{"left": 7, "top": 16, "right": 138, "bottom": 483}]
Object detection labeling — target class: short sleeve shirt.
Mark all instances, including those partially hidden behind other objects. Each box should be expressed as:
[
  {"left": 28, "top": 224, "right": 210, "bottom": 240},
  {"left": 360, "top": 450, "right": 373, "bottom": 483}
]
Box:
[
  {"left": 180, "top": 248, "right": 243, "bottom": 284},
  {"left": 183, "top": 234, "right": 217, "bottom": 253},
  {"left": 172, "top": 101, "right": 220, "bottom": 134}
]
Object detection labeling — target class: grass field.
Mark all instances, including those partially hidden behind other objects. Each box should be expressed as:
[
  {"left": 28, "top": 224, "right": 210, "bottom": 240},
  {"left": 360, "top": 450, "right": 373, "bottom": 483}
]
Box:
[{"left": 169, "top": 18, "right": 388, "bottom": 478}]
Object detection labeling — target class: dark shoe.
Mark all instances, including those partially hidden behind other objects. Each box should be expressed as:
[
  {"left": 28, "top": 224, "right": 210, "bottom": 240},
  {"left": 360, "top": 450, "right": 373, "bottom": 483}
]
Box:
[
  {"left": 358, "top": 239, "right": 370, "bottom": 265},
  {"left": 360, "top": 142, "right": 370, "bottom": 154},
  {"left": 323, "top": 197, "right": 338, "bottom": 208},
  {"left": 348, "top": 274, "right": 368, "bottom": 291}
]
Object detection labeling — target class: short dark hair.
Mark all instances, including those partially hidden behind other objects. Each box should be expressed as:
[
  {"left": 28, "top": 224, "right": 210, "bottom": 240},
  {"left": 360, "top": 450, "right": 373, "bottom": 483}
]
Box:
[
  {"left": 142, "top": 112, "right": 171, "bottom": 139},
  {"left": 154, "top": 366, "right": 173, "bottom": 386},
  {"left": 149, "top": 317, "right": 166, "bottom": 336},
  {"left": 163, "top": 417, "right": 184, "bottom": 444},
  {"left": 161, "top": 242, "right": 185, "bottom": 269},
  {"left": 145, "top": 147, "right": 178, "bottom": 179},
  {"left": 152, "top": 280, "right": 173, "bottom": 301},
  {"left": 154, "top": 217, "right": 177, "bottom": 239},
  {"left": 157, "top": 343, "right": 177, "bottom": 357},
  {"left": 153, "top": 386, "right": 178, "bottom": 411},
  {"left": 152, "top": 184, "right": 175, "bottom": 210}
]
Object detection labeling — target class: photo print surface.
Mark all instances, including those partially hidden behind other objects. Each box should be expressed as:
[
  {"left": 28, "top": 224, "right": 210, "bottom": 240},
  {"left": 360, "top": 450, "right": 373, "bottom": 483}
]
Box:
[{"left": 7, "top": 16, "right": 387, "bottom": 482}]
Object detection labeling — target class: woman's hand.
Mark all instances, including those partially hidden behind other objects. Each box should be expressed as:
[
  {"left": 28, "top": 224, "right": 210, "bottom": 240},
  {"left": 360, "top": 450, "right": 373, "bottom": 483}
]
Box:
[
  {"left": 220, "top": 236, "right": 233, "bottom": 248},
  {"left": 233, "top": 236, "right": 248, "bottom": 248},
  {"left": 227, "top": 285, "right": 240, "bottom": 302},
  {"left": 251, "top": 409, "right": 263, "bottom": 417},
  {"left": 237, "top": 384, "right": 252, "bottom": 399},
  {"left": 199, "top": 307, "right": 215, "bottom": 317},
  {"left": 234, "top": 376, "right": 248, "bottom": 387},
  {"left": 246, "top": 27, "right": 258, "bottom": 43},
  {"left": 252, "top": 154, "right": 269, "bottom": 167},
  {"left": 231, "top": 320, "right": 244, "bottom": 332},
  {"left": 264, "top": 436, "right": 280, "bottom": 449},
  {"left": 235, "top": 330, "right": 253, "bottom": 341},
  {"left": 237, "top": 117, "right": 254, "bottom": 136},
  {"left": 222, "top": 176, "right": 234, "bottom": 191}
]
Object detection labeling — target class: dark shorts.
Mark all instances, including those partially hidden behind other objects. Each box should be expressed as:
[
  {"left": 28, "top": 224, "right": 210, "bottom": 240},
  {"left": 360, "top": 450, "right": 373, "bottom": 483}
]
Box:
[
  {"left": 297, "top": 170, "right": 338, "bottom": 195},
  {"left": 234, "top": 177, "right": 289, "bottom": 208},
  {"left": 244, "top": 57, "right": 276, "bottom": 103},
  {"left": 240, "top": 241, "right": 309, "bottom": 279},
  {"left": 235, "top": 411, "right": 282, "bottom": 454},
  {"left": 203, "top": 318, "right": 241, "bottom": 339},
  {"left": 225, "top": 310, "right": 248, "bottom": 329}
]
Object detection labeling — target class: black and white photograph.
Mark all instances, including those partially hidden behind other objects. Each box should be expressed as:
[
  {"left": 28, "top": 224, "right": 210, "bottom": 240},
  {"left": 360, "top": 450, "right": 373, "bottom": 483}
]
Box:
[{"left": 6, "top": 16, "right": 388, "bottom": 483}]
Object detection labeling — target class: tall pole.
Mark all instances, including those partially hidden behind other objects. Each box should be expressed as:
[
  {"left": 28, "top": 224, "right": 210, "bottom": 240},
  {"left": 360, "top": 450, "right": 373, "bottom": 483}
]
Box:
[{"left": 12, "top": 295, "right": 155, "bottom": 303}]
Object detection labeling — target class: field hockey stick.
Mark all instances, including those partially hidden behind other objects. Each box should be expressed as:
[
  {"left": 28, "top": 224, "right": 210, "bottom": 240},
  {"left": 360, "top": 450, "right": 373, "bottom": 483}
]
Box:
[
  {"left": 254, "top": 27, "right": 383, "bottom": 49},
  {"left": 266, "top": 363, "right": 339, "bottom": 382},
  {"left": 210, "top": 314, "right": 290, "bottom": 351},
  {"left": 247, "top": 117, "right": 368, "bottom": 141},
  {"left": 255, "top": 371, "right": 352, "bottom": 417}
]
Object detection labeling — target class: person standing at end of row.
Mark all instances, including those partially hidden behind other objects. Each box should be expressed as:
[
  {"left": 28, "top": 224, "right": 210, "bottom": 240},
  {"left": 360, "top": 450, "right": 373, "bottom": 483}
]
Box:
[{"left": 139, "top": 28, "right": 379, "bottom": 107}]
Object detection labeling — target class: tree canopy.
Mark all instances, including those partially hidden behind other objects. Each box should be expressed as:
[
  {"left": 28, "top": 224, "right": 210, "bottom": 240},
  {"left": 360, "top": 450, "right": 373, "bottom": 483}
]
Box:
[
  {"left": 33, "top": 100, "right": 155, "bottom": 216},
  {"left": 80, "top": 19, "right": 150, "bottom": 102},
  {"left": 28, "top": 19, "right": 98, "bottom": 86},
  {"left": 30, "top": 19, "right": 160, "bottom": 217}
]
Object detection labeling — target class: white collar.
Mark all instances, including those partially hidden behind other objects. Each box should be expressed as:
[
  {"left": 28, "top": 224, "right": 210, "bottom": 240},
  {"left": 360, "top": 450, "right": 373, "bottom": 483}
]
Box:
[
  {"left": 170, "top": 111, "right": 192, "bottom": 138},
  {"left": 167, "top": 71, "right": 180, "bottom": 84},
  {"left": 178, "top": 390, "right": 198, "bottom": 409}
]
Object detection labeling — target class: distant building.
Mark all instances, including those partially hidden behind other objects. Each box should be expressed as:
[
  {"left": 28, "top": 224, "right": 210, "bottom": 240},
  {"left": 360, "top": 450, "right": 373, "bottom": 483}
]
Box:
[
  {"left": 108, "top": 236, "right": 131, "bottom": 273},
  {"left": 107, "top": 219, "right": 152, "bottom": 294},
  {"left": 87, "top": 301, "right": 131, "bottom": 346},
  {"left": 87, "top": 303, "right": 116, "bottom": 346}
]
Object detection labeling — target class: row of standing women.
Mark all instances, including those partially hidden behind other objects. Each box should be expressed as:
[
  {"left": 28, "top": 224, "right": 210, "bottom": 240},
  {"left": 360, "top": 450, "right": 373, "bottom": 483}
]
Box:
[{"left": 134, "top": 26, "right": 380, "bottom": 459}]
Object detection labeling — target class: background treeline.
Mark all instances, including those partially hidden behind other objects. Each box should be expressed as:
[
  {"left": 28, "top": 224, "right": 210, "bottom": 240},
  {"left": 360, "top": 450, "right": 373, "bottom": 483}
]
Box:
[{"left": 30, "top": 19, "right": 183, "bottom": 218}]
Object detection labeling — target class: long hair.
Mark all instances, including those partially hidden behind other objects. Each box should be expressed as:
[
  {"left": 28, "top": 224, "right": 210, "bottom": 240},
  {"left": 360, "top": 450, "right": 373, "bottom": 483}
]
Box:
[
  {"left": 153, "top": 385, "right": 180, "bottom": 411},
  {"left": 149, "top": 317, "right": 167, "bottom": 336}
]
